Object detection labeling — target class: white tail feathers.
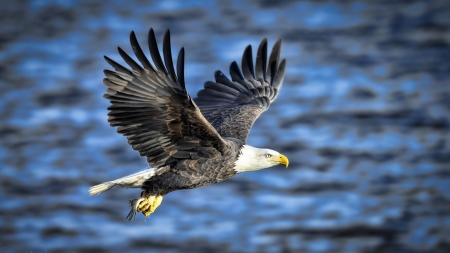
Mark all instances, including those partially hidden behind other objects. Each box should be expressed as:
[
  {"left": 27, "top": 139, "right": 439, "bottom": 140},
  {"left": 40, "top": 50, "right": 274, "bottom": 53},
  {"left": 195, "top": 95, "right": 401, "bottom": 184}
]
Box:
[
  {"left": 89, "top": 168, "right": 156, "bottom": 196},
  {"left": 89, "top": 182, "right": 116, "bottom": 196}
]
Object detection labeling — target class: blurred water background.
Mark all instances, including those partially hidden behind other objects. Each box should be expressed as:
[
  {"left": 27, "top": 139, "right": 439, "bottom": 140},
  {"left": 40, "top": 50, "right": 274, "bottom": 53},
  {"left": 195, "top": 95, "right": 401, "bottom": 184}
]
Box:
[{"left": 1, "top": 0, "right": 449, "bottom": 252}]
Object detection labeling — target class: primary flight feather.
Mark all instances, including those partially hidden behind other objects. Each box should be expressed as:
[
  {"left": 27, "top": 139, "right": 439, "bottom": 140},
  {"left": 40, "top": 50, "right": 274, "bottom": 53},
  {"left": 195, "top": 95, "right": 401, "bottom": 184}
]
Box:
[{"left": 90, "top": 28, "right": 289, "bottom": 220}]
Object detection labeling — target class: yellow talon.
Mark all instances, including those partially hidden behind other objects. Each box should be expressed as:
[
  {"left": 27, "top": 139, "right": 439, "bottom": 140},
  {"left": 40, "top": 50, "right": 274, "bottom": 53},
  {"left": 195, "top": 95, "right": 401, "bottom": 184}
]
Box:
[
  {"left": 143, "top": 209, "right": 153, "bottom": 217},
  {"left": 137, "top": 195, "right": 154, "bottom": 212},
  {"left": 151, "top": 195, "right": 163, "bottom": 212},
  {"left": 142, "top": 194, "right": 163, "bottom": 217},
  {"left": 136, "top": 199, "right": 146, "bottom": 212},
  {"left": 137, "top": 202, "right": 148, "bottom": 212}
]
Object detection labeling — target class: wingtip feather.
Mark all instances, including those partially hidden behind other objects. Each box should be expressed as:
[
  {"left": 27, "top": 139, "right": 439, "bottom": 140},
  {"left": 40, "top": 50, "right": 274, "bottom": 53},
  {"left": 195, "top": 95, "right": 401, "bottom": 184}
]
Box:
[
  {"left": 177, "top": 47, "right": 186, "bottom": 90},
  {"left": 241, "top": 45, "right": 255, "bottom": 80},
  {"left": 255, "top": 38, "right": 268, "bottom": 82},
  {"left": 163, "top": 29, "right": 178, "bottom": 84}
]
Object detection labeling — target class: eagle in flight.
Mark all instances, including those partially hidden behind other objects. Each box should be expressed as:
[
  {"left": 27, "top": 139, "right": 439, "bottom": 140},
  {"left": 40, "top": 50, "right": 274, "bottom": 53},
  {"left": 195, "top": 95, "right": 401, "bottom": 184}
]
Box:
[{"left": 89, "top": 28, "right": 288, "bottom": 220}]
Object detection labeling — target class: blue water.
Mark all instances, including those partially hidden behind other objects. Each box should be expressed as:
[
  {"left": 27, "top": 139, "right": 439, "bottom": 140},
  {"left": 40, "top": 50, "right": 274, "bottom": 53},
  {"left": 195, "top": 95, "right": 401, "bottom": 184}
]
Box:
[{"left": 1, "top": 1, "right": 449, "bottom": 252}]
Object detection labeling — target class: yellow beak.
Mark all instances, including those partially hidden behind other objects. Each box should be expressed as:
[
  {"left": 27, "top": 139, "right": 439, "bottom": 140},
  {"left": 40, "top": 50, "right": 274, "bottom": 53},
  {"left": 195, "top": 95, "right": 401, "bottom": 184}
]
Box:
[{"left": 278, "top": 154, "right": 289, "bottom": 168}]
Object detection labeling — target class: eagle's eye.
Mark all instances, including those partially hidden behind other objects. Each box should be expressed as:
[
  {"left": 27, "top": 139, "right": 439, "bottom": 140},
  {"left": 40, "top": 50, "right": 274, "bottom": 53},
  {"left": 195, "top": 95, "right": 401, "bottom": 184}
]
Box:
[{"left": 265, "top": 154, "right": 272, "bottom": 158}]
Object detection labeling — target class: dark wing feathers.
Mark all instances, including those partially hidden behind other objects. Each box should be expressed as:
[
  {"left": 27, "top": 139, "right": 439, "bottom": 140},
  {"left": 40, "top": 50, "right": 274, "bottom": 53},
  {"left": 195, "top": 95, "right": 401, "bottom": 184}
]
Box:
[
  {"left": 130, "top": 31, "right": 155, "bottom": 71},
  {"left": 103, "top": 28, "right": 227, "bottom": 168},
  {"left": 176, "top": 47, "right": 186, "bottom": 89},
  {"left": 148, "top": 29, "right": 167, "bottom": 73},
  {"left": 268, "top": 39, "right": 281, "bottom": 84},
  {"left": 194, "top": 38, "right": 285, "bottom": 142},
  {"left": 272, "top": 58, "right": 286, "bottom": 89},
  {"left": 162, "top": 30, "right": 178, "bottom": 84},
  {"left": 241, "top": 45, "right": 255, "bottom": 80},
  {"left": 255, "top": 38, "right": 268, "bottom": 82}
]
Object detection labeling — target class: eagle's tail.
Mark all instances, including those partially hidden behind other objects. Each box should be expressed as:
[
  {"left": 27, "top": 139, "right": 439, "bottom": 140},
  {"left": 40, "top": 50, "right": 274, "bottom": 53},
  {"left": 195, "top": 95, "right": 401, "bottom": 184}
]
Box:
[
  {"left": 89, "top": 182, "right": 116, "bottom": 196},
  {"left": 89, "top": 168, "right": 156, "bottom": 196}
]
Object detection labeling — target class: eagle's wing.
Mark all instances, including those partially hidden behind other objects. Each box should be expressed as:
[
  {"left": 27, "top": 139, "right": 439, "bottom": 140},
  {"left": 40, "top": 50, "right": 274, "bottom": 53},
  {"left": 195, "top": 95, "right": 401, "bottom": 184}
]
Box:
[
  {"left": 194, "top": 38, "right": 286, "bottom": 142},
  {"left": 103, "top": 29, "right": 227, "bottom": 168}
]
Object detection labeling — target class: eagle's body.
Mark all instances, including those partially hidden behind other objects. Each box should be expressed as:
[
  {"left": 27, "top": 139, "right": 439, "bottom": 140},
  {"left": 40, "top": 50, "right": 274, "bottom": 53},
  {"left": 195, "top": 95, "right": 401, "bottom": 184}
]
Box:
[
  {"left": 90, "top": 28, "right": 288, "bottom": 220},
  {"left": 141, "top": 139, "right": 241, "bottom": 195}
]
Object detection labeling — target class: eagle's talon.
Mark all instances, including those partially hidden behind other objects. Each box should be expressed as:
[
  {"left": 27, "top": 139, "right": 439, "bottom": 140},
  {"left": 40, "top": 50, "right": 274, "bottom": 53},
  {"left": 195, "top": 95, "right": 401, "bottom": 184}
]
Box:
[
  {"left": 136, "top": 199, "right": 148, "bottom": 212},
  {"left": 150, "top": 195, "right": 163, "bottom": 212},
  {"left": 139, "top": 194, "right": 163, "bottom": 217},
  {"left": 137, "top": 195, "right": 155, "bottom": 212},
  {"left": 137, "top": 202, "right": 150, "bottom": 212},
  {"left": 143, "top": 209, "right": 153, "bottom": 217}
]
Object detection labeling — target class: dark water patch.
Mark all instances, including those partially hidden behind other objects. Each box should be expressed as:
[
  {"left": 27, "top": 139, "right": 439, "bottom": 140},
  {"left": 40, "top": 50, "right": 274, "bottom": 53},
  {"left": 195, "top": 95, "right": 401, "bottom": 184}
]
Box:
[
  {"left": 434, "top": 91, "right": 450, "bottom": 111},
  {"left": 288, "top": 181, "right": 355, "bottom": 194},
  {"left": 409, "top": 151, "right": 450, "bottom": 164},
  {"left": 35, "top": 86, "right": 90, "bottom": 107},
  {"left": 377, "top": 39, "right": 415, "bottom": 51},
  {"left": 77, "top": 1, "right": 104, "bottom": 17},
  {"left": 0, "top": 202, "right": 124, "bottom": 221},
  {"left": 282, "top": 25, "right": 378, "bottom": 44},
  {"left": 387, "top": 90, "right": 419, "bottom": 104},
  {"left": 263, "top": 224, "right": 400, "bottom": 239},
  {"left": 278, "top": 141, "right": 308, "bottom": 153},
  {"left": 0, "top": 56, "right": 33, "bottom": 89},
  {"left": 318, "top": 147, "right": 398, "bottom": 163},
  {"left": 281, "top": 109, "right": 450, "bottom": 129},
  {"left": 142, "top": 8, "right": 208, "bottom": 35},
  {"left": 0, "top": 177, "right": 79, "bottom": 197},
  {"left": 348, "top": 87, "right": 377, "bottom": 100},
  {"left": 129, "top": 239, "right": 179, "bottom": 250},
  {"left": 32, "top": 5, "right": 78, "bottom": 39},
  {"left": 222, "top": 178, "right": 263, "bottom": 195},
  {"left": 249, "top": 0, "right": 300, "bottom": 9},
  {"left": 205, "top": 16, "right": 255, "bottom": 36},
  {"left": 155, "top": 8, "right": 207, "bottom": 23},
  {"left": 0, "top": 226, "right": 17, "bottom": 236},
  {"left": 284, "top": 75, "right": 305, "bottom": 87},
  {"left": 40, "top": 226, "right": 78, "bottom": 238},
  {"left": 52, "top": 246, "right": 110, "bottom": 253},
  {"left": 435, "top": 169, "right": 450, "bottom": 178},
  {"left": 371, "top": 174, "right": 403, "bottom": 186},
  {"left": 130, "top": 238, "right": 235, "bottom": 253},
  {"left": 0, "top": 238, "right": 19, "bottom": 248},
  {"left": 104, "top": 145, "right": 144, "bottom": 165},
  {"left": 0, "top": 2, "right": 29, "bottom": 50},
  {"left": 389, "top": 61, "right": 450, "bottom": 80},
  {"left": 219, "top": 8, "right": 252, "bottom": 30},
  {"left": 1, "top": 122, "right": 92, "bottom": 155},
  {"left": 0, "top": 125, "right": 21, "bottom": 138},
  {"left": 416, "top": 21, "right": 449, "bottom": 33},
  {"left": 180, "top": 40, "right": 217, "bottom": 64},
  {"left": 418, "top": 39, "right": 450, "bottom": 50},
  {"left": 326, "top": 53, "right": 378, "bottom": 68},
  {"left": 74, "top": 57, "right": 98, "bottom": 73}
]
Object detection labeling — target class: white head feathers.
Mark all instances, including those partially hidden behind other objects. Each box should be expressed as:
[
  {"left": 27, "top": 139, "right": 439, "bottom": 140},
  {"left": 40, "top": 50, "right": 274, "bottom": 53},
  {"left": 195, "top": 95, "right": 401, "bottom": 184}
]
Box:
[{"left": 233, "top": 145, "right": 289, "bottom": 173}]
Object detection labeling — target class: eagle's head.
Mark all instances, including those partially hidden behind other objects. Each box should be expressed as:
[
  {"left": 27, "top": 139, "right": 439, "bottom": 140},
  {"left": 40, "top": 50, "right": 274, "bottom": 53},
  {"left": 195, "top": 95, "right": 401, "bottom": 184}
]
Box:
[{"left": 234, "top": 145, "right": 289, "bottom": 173}]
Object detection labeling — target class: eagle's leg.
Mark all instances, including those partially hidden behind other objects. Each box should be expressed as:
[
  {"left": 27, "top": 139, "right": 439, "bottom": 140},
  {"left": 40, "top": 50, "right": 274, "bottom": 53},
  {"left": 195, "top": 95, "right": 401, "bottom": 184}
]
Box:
[
  {"left": 142, "top": 194, "right": 164, "bottom": 217},
  {"left": 137, "top": 195, "right": 155, "bottom": 213},
  {"left": 126, "top": 191, "right": 154, "bottom": 220},
  {"left": 151, "top": 195, "right": 163, "bottom": 212}
]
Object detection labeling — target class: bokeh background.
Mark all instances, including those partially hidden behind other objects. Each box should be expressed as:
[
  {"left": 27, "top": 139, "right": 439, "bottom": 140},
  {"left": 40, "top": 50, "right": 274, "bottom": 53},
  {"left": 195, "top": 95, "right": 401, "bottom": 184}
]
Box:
[{"left": 1, "top": 0, "right": 449, "bottom": 252}]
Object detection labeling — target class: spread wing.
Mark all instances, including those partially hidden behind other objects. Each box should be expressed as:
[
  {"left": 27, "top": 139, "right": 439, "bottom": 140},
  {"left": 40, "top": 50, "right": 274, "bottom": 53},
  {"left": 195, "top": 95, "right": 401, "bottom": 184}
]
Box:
[
  {"left": 194, "top": 38, "right": 286, "bottom": 142},
  {"left": 103, "top": 28, "right": 227, "bottom": 168}
]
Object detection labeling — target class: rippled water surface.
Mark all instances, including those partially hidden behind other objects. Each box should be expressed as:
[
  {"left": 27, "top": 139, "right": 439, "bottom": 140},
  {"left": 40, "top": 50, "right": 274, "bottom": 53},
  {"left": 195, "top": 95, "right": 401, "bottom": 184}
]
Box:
[{"left": 1, "top": 1, "right": 449, "bottom": 252}]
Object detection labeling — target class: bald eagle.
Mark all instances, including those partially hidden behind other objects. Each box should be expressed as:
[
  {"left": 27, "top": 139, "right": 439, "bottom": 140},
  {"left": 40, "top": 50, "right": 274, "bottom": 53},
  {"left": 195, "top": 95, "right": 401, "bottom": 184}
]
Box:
[{"left": 89, "top": 28, "right": 288, "bottom": 220}]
